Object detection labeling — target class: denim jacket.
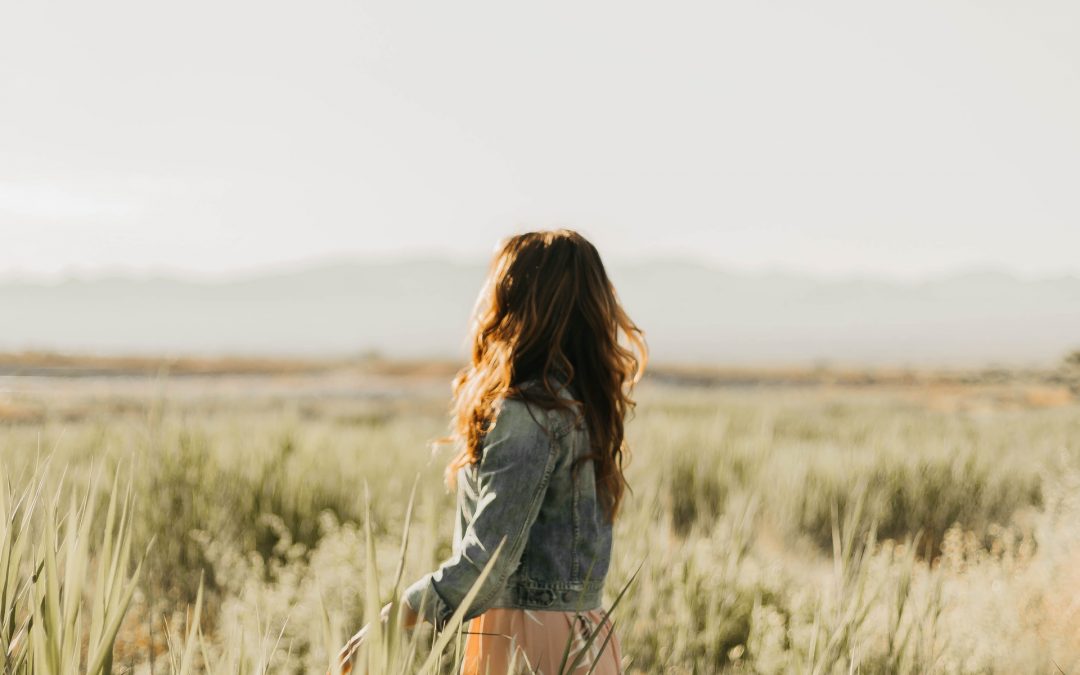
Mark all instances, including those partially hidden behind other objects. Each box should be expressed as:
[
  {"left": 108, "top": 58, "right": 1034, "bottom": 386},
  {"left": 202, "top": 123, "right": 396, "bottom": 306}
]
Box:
[{"left": 402, "top": 379, "right": 611, "bottom": 628}]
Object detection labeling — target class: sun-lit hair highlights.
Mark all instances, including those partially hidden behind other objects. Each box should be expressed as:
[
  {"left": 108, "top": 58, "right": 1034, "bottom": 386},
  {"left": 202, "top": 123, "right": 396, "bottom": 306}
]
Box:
[{"left": 436, "top": 229, "right": 647, "bottom": 521}]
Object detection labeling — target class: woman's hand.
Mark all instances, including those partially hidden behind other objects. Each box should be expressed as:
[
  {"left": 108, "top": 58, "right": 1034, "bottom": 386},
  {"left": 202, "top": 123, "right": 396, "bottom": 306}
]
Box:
[
  {"left": 331, "top": 601, "right": 420, "bottom": 674},
  {"left": 398, "top": 598, "right": 419, "bottom": 630},
  {"left": 333, "top": 624, "right": 369, "bottom": 675}
]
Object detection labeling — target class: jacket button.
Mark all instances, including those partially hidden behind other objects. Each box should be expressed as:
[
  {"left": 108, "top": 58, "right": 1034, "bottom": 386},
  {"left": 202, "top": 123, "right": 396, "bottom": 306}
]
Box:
[
  {"left": 539, "top": 589, "right": 554, "bottom": 606},
  {"left": 561, "top": 590, "right": 574, "bottom": 602}
]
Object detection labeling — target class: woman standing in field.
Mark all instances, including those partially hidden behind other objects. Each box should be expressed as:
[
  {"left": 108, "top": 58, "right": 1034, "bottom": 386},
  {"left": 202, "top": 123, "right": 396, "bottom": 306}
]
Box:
[{"left": 338, "top": 229, "right": 646, "bottom": 674}]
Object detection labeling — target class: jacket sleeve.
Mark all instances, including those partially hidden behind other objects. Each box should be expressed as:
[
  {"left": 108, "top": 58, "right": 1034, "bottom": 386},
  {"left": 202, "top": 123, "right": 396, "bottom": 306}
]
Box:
[{"left": 402, "top": 397, "right": 560, "bottom": 629}]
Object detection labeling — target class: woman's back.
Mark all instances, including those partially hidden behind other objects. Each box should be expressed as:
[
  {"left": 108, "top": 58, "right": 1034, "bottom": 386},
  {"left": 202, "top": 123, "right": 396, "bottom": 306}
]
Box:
[
  {"left": 419, "top": 377, "right": 622, "bottom": 674},
  {"left": 451, "top": 379, "right": 613, "bottom": 614},
  {"left": 403, "top": 377, "right": 611, "bottom": 620}
]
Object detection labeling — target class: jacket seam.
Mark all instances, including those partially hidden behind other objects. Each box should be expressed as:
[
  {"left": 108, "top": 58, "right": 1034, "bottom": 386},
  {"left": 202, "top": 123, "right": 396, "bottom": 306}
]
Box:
[{"left": 571, "top": 437, "right": 581, "bottom": 580}]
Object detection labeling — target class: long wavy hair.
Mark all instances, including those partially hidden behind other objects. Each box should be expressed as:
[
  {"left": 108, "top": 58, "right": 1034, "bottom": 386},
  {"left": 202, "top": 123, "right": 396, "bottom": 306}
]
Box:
[{"left": 439, "top": 229, "right": 647, "bottom": 521}]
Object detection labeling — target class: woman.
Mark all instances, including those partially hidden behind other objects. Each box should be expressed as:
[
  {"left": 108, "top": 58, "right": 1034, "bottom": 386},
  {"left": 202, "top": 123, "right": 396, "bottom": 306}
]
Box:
[{"left": 339, "top": 229, "right": 646, "bottom": 674}]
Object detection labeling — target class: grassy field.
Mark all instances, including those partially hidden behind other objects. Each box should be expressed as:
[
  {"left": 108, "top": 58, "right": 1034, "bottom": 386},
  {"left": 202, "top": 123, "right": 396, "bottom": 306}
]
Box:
[{"left": 1, "top": 357, "right": 1079, "bottom": 673}]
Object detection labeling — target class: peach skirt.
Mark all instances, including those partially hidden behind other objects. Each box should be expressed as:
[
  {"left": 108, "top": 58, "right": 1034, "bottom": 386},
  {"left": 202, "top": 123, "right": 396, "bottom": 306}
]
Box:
[{"left": 460, "top": 608, "right": 622, "bottom": 675}]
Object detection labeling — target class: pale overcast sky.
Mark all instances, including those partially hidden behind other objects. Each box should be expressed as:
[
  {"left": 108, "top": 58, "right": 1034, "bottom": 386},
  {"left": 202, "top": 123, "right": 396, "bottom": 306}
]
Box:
[{"left": 2, "top": 0, "right": 1078, "bottom": 281}]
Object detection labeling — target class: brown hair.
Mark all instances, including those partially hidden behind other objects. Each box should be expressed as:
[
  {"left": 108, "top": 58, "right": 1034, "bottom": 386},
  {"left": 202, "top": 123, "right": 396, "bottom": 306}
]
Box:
[{"left": 440, "top": 229, "right": 647, "bottom": 521}]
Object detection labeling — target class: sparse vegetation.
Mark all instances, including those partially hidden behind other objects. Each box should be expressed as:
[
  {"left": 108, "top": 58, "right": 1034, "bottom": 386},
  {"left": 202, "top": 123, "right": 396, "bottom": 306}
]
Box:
[
  {"left": 1061, "top": 349, "right": 1080, "bottom": 395},
  {"left": 1, "top": 367, "right": 1078, "bottom": 673}
]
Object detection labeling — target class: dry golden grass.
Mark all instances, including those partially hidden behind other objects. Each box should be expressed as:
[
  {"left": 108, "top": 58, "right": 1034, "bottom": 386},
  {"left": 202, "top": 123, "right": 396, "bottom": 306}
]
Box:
[{"left": 2, "top": 357, "right": 1079, "bottom": 673}]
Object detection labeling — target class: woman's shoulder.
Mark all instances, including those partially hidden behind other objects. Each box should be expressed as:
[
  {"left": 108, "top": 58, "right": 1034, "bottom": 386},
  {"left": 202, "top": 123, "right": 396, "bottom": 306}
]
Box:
[
  {"left": 477, "top": 396, "right": 565, "bottom": 468},
  {"left": 493, "top": 393, "right": 558, "bottom": 437},
  {"left": 506, "top": 378, "right": 580, "bottom": 438}
]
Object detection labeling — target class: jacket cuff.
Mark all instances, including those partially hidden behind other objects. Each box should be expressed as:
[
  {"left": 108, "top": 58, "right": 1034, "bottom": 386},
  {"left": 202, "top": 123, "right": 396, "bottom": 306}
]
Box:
[{"left": 402, "top": 574, "right": 454, "bottom": 630}]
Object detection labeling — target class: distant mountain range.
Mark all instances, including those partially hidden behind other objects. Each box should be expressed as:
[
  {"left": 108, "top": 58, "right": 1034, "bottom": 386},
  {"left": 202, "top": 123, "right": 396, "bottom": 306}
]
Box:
[{"left": 2, "top": 259, "right": 1078, "bottom": 367}]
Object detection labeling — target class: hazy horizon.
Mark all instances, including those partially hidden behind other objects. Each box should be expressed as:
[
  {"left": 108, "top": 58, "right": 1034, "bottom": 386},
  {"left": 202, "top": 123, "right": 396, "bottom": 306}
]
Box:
[
  {"left": 3, "top": 256, "right": 1077, "bottom": 367},
  {"left": 5, "top": 250, "right": 1080, "bottom": 287}
]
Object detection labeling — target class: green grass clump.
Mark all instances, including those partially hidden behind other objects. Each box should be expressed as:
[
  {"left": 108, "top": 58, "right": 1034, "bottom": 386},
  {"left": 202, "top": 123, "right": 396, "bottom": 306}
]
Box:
[{"left": 1, "top": 463, "right": 146, "bottom": 674}]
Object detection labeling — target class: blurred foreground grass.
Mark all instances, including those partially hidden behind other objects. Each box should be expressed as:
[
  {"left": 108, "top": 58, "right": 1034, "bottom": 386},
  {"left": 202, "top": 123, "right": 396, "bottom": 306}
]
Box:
[{"left": 1, "top": 367, "right": 1079, "bottom": 673}]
